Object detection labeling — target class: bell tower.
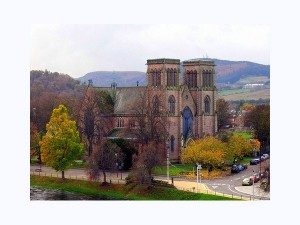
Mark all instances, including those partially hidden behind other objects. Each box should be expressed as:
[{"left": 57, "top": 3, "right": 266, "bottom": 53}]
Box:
[{"left": 146, "top": 58, "right": 180, "bottom": 87}]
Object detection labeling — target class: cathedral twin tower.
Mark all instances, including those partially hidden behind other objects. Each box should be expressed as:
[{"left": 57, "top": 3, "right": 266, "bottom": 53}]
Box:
[{"left": 146, "top": 58, "right": 217, "bottom": 161}]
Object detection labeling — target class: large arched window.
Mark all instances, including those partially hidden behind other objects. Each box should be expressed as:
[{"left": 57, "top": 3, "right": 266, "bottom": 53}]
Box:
[
  {"left": 204, "top": 96, "right": 211, "bottom": 114},
  {"left": 170, "top": 135, "right": 175, "bottom": 152},
  {"left": 168, "top": 95, "right": 175, "bottom": 115},
  {"left": 153, "top": 95, "right": 159, "bottom": 115}
]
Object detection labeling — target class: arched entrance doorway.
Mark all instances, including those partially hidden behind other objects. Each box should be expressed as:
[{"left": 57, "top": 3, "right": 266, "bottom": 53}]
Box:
[{"left": 182, "top": 106, "right": 193, "bottom": 143}]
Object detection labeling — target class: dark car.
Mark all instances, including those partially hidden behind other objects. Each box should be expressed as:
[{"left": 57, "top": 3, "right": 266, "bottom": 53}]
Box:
[
  {"left": 231, "top": 164, "right": 247, "bottom": 173},
  {"left": 250, "top": 158, "right": 260, "bottom": 165}
]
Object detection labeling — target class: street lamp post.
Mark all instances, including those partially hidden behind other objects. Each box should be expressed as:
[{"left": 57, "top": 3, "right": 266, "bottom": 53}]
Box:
[
  {"left": 166, "top": 140, "right": 170, "bottom": 184},
  {"left": 167, "top": 152, "right": 170, "bottom": 184},
  {"left": 252, "top": 169, "right": 255, "bottom": 200},
  {"left": 196, "top": 163, "right": 202, "bottom": 193}
]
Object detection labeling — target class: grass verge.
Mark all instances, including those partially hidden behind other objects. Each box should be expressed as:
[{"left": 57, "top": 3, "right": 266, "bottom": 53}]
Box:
[{"left": 30, "top": 175, "right": 236, "bottom": 200}]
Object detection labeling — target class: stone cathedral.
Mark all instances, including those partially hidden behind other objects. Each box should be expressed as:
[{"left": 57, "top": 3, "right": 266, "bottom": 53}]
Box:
[{"left": 105, "top": 58, "right": 217, "bottom": 162}]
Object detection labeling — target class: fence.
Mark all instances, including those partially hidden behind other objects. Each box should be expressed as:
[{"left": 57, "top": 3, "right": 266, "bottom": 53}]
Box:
[
  {"left": 175, "top": 186, "right": 268, "bottom": 200},
  {"left": 30, "top": 170, "right": 126, "bottom": 185}
]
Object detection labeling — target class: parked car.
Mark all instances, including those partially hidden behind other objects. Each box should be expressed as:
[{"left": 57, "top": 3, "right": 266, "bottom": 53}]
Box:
[
  {"left": 231, "top": 164, "right": 247, "bottom": 173},
  {"left": 262, "top": 153, "right": 269, "bottom": 159},
  {"left": 250, "top": 158, "right": 260, "bottom": 165},
  {"left": 242, "top": 177, "right": 253, "bottom": 186},
  {"left": 260, "top": 155, "right": 266, "bottom": 161}
]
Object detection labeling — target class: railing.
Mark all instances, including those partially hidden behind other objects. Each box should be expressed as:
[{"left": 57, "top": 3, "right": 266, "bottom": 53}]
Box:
[{"left": 30, "top": 171, "right": 126, "bottom": 185}]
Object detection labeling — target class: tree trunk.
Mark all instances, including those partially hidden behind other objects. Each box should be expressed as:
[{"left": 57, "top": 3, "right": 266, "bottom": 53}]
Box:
[
  {"left": 62, "top": 170, "right": 65, "bottom": 179},
  {"left": 103, "top": 171, "right": 106, "bottom": 183}
]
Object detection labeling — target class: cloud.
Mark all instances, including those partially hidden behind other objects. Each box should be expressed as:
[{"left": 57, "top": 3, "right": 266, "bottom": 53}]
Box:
[{"left": 30, "top": 24, "right": 270, "bottom": 77}]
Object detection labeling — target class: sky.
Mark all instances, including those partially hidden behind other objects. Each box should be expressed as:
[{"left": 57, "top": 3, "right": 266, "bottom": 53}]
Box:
[{"left": 30, "top": 24, "right": 270, "bottom": 78}]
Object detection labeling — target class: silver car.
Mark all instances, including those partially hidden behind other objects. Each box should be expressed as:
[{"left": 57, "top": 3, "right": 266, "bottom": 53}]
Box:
[{"left": 242, "top": 177, "right": 253, "bottom": 186}]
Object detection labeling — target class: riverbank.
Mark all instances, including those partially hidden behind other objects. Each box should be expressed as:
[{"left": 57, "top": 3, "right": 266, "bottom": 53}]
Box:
[{"left": 30, "top": 175, "right": 236, "bottom": 200}]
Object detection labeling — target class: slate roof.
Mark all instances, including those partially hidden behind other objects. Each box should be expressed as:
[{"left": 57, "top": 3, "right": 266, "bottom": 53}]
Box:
[{"left": 114, "top": 86, "right": 146, "bottom": 115}]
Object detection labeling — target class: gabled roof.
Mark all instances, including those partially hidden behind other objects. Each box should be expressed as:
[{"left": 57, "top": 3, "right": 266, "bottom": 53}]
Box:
[{"left": 114, "top": 86, "right": 146, "bottom": 115}]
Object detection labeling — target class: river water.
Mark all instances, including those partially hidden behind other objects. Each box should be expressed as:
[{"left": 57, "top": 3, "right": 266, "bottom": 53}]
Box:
[{"left": 30, "top": 187, "right": 109, "bottom": 200}]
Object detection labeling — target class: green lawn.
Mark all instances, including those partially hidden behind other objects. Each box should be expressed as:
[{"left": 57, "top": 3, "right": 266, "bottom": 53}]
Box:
[
  {"left": 153, "top": 164, "right": 195, "bottom": 176},
  {"left": 30, "top": 175, "right": 235, "bottom": 200},
  {"left": 232, "top": 131, "right": 253, "bottom": 140}
]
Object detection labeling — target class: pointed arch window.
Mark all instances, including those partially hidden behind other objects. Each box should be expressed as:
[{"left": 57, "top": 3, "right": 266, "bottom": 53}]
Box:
[
  {"left": 152, "top": 69, "right": 161, "bottom": 87},
  {"left": 204, "top": 96, "right": 211, "bottom": 114},
  {"left": 170, "top": 135, "right": 175, "bottom": 152},
  {"left": 168, "top": 95, "right": 176, "bottom": 115}
]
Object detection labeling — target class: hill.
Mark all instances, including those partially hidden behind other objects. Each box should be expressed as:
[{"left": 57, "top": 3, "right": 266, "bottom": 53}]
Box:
[
  {"left": 77, "top": 59, "right": 270, "bottom": 88},
  {"left": 78, "top": 71, "right": 146, "bottom": 87}
]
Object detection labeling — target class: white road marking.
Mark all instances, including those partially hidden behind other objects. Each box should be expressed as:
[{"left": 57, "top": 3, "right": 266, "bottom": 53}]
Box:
[{"left": 212, "top": 186, "right": 218, "bottom": 189}]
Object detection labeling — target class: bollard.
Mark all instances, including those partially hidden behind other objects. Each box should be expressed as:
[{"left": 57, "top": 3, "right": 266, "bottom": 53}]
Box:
[{"left": 110, "top": 180, "right": 112, "bottom": 184}]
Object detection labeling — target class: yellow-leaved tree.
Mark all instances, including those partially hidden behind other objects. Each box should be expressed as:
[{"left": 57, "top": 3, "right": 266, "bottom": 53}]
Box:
[
  {"left": 181, "top": 136, "right": 226, "bottom": 169},
  {"left": 225, "top": 134, "right": 253, "bottom": 163},
  {"left": 40, "top": 104, "right": 84, "bottom": 179}
]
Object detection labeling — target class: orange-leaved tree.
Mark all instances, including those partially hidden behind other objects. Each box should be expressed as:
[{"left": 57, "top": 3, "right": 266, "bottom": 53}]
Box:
[{"left": 40, "top": 104, "right": 84, "bottom": 179}]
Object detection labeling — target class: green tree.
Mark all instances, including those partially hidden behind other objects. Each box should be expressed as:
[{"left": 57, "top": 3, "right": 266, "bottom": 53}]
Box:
[{"left": 40, "top": 104, "right": 84, "bottom": 179}]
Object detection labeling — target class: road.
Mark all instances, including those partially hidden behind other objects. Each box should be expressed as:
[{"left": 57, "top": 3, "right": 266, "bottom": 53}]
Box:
[
  {"left": 30, "top": 159, "right": 270, "bottom": 200},
  {"left": 203, "top": 159, "right": 270, "bottom": 200}
]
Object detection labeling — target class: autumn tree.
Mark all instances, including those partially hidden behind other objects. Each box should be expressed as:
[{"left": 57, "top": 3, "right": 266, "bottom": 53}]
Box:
[
  {"left": 30, "top": 70, "right": 84, "bottom": 133},
  {"left": 181, "top": 136, "right": 226, "bottom": 169},
  {"left": 126, "top": 90, "right": 170, "bottom": 184},
  {"left": 216, "top": 98, "right": 230, "bottom": 129},
  {"left": 87, "top": 140, "right": 124, "bottom": 184},
  {"left": 245, "top": 104, "right": 270, "bottom": 151},
  {"left": 225, "top": 134, "right": 252, "bottom": 163},
  {"left": 127, "top": 141, "right": 165, "bottom": 185},
  {"left": 79, "top": 85, "right": 114, "bottom": 156},
  {"left": 128, "top": 90, "right": 169, "bottom": 145},
  {"left": 40, "top": 104, "right": 84, "bottom": 179},
  {"left": 30, "top": 122, "right": 42, "bottom": 164}
]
